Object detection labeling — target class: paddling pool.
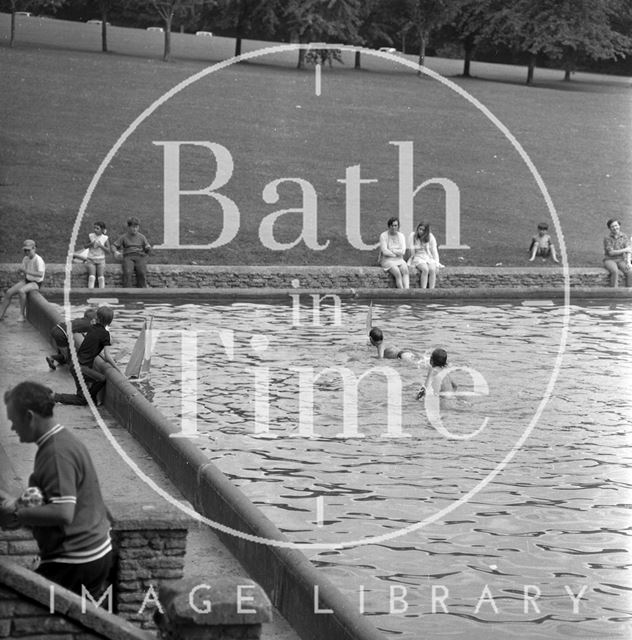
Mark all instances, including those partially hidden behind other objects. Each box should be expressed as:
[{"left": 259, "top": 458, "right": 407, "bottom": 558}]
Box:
[{"left": 64, "top": 297, "right": 632, "bottom": 639}]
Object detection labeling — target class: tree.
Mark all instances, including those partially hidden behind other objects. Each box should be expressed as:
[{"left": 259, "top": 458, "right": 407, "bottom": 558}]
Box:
[
  {"left": 2, "top": 0, "right": 65, "bottom": 46},
  {"left": 207, "top": 0, "right": 280, "bottom": 57},
  {"left": 352, "top": 0, "right": 393, "bottom": 69},
  {"left": 141, "top": 0, "right": 210, "bottom": 60},
  {"left": 449, "top": 0, "right": 500, "bottom": 77},
  {"left": 283, "top": 0, "right": 361, "bottom": 69},
  {"left": 95, "top": 0, "right": 113, "bottom": 51},
  {"left": 384, "top": 0, "right": 462, "bottom": 72},
  {"left": 488, "top": 0, "right": 632, "bottom": 84},
  {"left": 554, "top": 0, "right": 632, "bottom": 80}
]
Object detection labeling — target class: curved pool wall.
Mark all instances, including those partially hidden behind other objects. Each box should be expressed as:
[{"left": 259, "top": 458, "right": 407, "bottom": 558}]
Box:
[
  {"left": 25, "top": 291, "right": 386, "bottom": 640},
  {"left": 0, "top": 263, "right": 626, "bottom": 290}
]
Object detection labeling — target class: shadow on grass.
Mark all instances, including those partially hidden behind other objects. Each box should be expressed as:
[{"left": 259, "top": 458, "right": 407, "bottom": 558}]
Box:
[{"left": 455, "top": 72, "right": 631, "bottom": 94}]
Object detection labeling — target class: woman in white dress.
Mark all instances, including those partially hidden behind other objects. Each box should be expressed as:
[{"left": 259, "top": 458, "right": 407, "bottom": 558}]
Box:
[
  {"left": 379, "top": 217, "right": 409, "bottom": 289},
  {"left": 408, "top": 221, "right": 442, "bottom": 289}
]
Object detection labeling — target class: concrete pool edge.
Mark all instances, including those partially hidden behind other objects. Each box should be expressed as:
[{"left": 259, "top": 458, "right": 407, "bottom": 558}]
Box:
[
  {"left": 35, "top": 285, "right": 632, "bottom": 304},
  {"left": 25, "top": 291, "right": 387, "bottom": 640}
]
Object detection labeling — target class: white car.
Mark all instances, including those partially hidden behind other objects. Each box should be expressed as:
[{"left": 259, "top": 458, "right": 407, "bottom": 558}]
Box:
[
  {"left": 195, "top": 31, "right": 213, "bottom": 37},
  {"left": 16, "top": 11, "right": 32, "bottom": 16},
  {"left": 378, "top": 47, "right": 396, "bottom": 53},
  {"left": 146, "top": 27, "right": 164, "bottom": 33}
]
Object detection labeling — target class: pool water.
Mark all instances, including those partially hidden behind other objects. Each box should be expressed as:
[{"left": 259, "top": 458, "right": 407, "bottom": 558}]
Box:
[{"left": 76, "top": 298, "right": 632, "bottom": 639}]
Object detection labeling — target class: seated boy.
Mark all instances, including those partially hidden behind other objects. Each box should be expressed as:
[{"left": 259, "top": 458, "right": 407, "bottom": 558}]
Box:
[
  {"left": 54, "top": 306, "right": 121, "bottom": 405},
  {"left": 0, "top": 239, "right": 46, "bottom": 321},
  {"left": 529, "top": 222, "right": 559, "bottom": 263},
  {"left": 46, "top": 308, "right": 97, "bottom": 370}
]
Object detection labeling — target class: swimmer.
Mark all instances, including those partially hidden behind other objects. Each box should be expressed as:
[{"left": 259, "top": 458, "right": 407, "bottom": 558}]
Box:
[
  {"left": 417, "top": 347, "right": 457, "bottom": 399},
  {"left": 369, "top": 327, "right": 419, "bottom": 361}
]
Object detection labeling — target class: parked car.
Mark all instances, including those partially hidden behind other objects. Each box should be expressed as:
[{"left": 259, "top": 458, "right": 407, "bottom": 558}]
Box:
[
  {"left": 195, "top": 31, "right": 213, "bottom": 37},
  {"left": 146, "top": 27, "right": 164, "bottom": 33},
  {"left": 15, "top": 12, "right": 32, "bottom": 16},
  {"left": 87, "top": 19, "right": 110, "bottom": 25},
  {"left": 378, "top": 47, "right": 397, "bottom": 53}
]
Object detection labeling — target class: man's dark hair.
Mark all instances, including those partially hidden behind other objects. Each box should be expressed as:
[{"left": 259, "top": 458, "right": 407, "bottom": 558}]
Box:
[{"left": 4, "top": 381, "right": 55, "bottom": 418}]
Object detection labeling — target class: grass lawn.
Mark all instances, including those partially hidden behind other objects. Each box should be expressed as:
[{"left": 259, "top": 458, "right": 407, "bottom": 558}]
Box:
[{"left": 1, "top": 14, "right": 631, "bottom": 267}]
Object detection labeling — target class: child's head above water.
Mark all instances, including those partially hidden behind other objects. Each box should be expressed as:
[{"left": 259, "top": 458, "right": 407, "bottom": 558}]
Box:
[
  {"left": 369, "top": 327, "right": 383, "bottom": 345},
  {"left": 430, "top": 348, "right": 448, "bottom": 367}
]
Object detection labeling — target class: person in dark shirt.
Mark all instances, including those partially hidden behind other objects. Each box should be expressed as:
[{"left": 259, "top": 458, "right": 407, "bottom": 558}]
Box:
[
  {"left": 113, "top": 217, "right": 151, "bottom": 288},
  {"left": 46, "top": 308, "right": 97, "bottom": 370},
  {"left": 0, "top": 381, "right": 112, "bottom": 597},
  {"left": 54, "top": 306, "right": 121, "bottom": 405}
]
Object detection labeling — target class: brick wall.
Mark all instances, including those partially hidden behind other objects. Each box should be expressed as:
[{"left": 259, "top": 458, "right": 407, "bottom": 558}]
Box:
[
  {"left": 0, "top": 529, "right": 38, "bottom": 572},
  {"left": 0, "top": 558, "right": 154, "bottom": 640},
  {"left": 111, "top": 516, "right": 189, "bottom": 630},
  {"left": 0, "top": 502, "right": 190, "bottom": 632},
  {"left": 0, "top": 263, "right": 620, "bottom": 290}
]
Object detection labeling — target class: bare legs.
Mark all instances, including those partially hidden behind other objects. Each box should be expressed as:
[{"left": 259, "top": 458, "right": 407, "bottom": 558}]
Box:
[
  {"left": 0, "top": 281, "right": 39, "bottom": 320},
  {"left": 387, "top": 264, "right": 410, "bottom": 289},
  {"left": 86, "top": 261, "right": 106, "bottom": 288},
  {"left": 414, "top": 263, "right": 437, "bottom": 289}
]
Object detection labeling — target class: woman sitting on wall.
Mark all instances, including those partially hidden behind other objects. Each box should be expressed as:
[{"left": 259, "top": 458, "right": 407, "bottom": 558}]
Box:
[
  {"left": 378, "top": 217, "right": 409, "bottom": 289},
  {"left": 407, "top": 221, "right": 443, "bottom": 289}
]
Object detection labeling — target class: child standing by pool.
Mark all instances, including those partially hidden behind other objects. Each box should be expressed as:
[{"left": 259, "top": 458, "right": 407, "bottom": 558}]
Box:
[
  {"left": 417, "top": 348, "right": 457, "bottom": 400},
  {"left": 113, "top": 217, "right": 151, "bottom": 288},
  {"left": 81, "top": 221, "right": 110, "bottom": 288}
]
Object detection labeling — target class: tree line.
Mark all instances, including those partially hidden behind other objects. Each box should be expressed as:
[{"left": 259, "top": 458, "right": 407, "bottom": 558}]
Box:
[{"left": 3, "top": 0, "right": 632, "bottom": 83}]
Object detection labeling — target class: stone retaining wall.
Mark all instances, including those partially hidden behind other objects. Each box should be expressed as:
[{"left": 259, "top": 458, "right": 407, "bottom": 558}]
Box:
[
  {"left": 0, "top": 263, "right": 620, "bottom": 290},
  {"left": 0, "top": 529, "right": 39, "bottom": 572},
  {"left": 0, "top": 558, "right": 153, "bottom": 640},
  {"left": 108, "top": 503, "right": 190, "bottom": 630}
]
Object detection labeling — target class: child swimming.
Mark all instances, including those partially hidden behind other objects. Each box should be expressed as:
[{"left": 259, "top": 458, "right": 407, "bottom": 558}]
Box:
[
  {"left": 417, "top": 347, "right": 457, "bottom": 399},
  {"left": 369, "top": 327, "right": 418, "bottom": 361}
]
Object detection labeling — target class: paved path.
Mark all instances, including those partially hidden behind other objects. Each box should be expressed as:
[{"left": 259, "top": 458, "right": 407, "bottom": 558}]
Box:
[{"left": 0, "top": 303, "right": 299, "bottom": 640}]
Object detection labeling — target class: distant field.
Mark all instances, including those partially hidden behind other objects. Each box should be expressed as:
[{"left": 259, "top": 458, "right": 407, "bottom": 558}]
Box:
[{"left": 1, "top": 13, "right": 630, "bottom": 267}]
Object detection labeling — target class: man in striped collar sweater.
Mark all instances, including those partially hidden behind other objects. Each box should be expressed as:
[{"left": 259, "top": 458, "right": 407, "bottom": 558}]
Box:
[{"left": 0, "top": 381, "right": 112, "bottom": 597}]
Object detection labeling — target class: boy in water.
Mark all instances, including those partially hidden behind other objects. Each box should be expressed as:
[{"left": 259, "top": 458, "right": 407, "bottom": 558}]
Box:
[
  {"left": 529, "top": 222, "right": 559, "bottom": 263},
  {"left": 369, "top": 327, "right": 418, "bottom": 362},
  {"left": 417, "top": 348, "right": 457, "bottom": 400}
]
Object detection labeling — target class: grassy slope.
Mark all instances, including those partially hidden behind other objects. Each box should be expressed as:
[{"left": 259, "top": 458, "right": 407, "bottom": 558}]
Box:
[{"left": 1, "top": 14, "right": 631, "bottom": 267}]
